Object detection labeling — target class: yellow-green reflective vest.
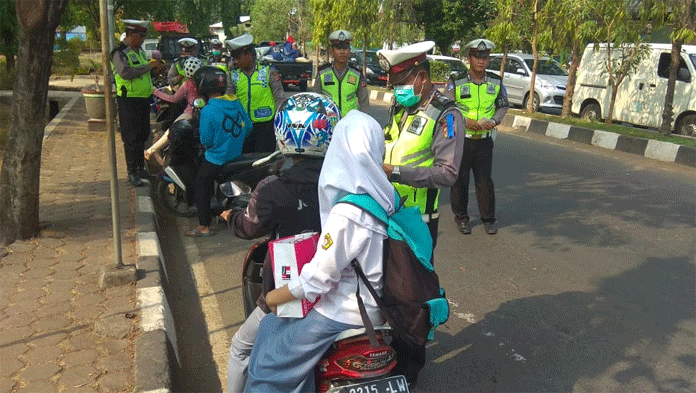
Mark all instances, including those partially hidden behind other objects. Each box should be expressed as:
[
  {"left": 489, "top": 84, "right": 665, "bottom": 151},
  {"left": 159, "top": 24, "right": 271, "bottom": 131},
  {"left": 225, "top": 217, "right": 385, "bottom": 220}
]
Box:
[
  {"left": 318, "top": 66, "right": 360, "bottom": 116},
  {"left": 112, "top": 47, "right": 153, "bottom": 98},
  {"left": 231, "top": 65, "right": 275, "bottom": 122},
  {"left": 384, "top": 104, "right": 444, "bottom": 215},
  {"left": 452, "top": 77, "right": 500, "bottom": 136}
]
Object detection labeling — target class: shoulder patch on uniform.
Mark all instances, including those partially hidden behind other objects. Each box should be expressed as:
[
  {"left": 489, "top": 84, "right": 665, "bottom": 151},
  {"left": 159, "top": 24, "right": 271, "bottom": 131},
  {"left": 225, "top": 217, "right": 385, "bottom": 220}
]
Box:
[
  {"left": 440, "top": 113, "right": 456, "bottom": 139},
  {"left": 321, "top": 233, "right": 333, "bottom": 250},
  {"left": 317, "top": 62, "right": 332, "bottom": 71},
  {"left": 430, "top": 91, "right": 455, "bottom": 112},
  {"left": 347, "top": 74, "right": 357, "bottom": 85}
]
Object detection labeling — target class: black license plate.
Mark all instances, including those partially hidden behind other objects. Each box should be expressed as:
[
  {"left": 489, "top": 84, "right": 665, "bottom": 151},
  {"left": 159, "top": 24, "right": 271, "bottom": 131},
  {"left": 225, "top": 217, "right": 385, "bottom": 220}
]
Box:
[{"left": 328, "top": 375, "right": 409, "bottom": 393}]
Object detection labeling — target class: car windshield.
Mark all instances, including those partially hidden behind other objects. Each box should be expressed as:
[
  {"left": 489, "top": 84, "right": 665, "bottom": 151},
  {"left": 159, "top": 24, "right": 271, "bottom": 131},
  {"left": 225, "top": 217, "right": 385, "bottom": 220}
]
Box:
[
  {"left": 691, "top": 54, "right": 696, "bottom": 70},
  {"left": 353, "top": 52, "right": 380, "bottom": 66},
  {"left": 523, "top": 59, "right": 568, "bottom": 76},
  {"left": 443, "top": 60, "right": 466, "bottom": 73}
]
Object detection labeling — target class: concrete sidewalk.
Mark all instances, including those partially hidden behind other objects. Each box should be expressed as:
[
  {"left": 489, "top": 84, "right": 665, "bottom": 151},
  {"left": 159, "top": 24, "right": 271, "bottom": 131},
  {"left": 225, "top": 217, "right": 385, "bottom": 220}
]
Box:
[{"left": 0, "top": 93, "right": 147, "bottom": 393}]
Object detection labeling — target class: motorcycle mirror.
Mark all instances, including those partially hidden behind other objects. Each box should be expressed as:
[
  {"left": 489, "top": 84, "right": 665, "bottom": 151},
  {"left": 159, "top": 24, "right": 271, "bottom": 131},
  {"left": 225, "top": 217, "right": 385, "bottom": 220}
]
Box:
[{"left": 193, "top": 98, "right": 206, "bottom": 109}]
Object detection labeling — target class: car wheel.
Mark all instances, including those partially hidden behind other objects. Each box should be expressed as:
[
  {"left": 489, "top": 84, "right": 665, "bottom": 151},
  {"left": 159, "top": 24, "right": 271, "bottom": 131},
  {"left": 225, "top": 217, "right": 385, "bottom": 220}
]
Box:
[
  {"left": 677, "top": 114, "right": 696, "bottom": 136},
  {"left": 580, "top": 102, "right": 601, "bottom": 121},
  {"left": 523, "top": 92, "right": 540, "bottom": 112}
]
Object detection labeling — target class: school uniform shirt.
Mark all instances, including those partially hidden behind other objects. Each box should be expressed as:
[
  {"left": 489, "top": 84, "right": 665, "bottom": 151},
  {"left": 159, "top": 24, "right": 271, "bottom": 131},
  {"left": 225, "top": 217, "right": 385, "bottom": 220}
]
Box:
[{"left": 287, "top": 202, "right": 387, "bottom": 326}]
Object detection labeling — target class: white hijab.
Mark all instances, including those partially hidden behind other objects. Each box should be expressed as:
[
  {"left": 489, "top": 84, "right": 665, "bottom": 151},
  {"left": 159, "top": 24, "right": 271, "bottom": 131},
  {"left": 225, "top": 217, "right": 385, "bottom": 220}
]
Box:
[{"left": 318, "top": 110, "right": 396, "bottom": 226}]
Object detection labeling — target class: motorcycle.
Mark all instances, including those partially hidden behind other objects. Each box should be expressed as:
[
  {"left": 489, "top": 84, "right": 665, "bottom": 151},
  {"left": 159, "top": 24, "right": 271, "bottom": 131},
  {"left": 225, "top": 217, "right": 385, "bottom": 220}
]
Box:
[{"left": 242, "top": 242, "right": 410, "bottom": 393}]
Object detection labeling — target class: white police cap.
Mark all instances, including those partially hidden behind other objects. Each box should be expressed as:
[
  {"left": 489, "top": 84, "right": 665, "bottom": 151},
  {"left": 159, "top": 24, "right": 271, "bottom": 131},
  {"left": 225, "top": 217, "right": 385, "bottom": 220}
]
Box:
[
  {"left": 226, "top": 34, "right": 254, "bottom": 51},
  {"left": 328, "top": 30, "right": 352, "bottom": 44},
  {"left": 123, "top": 19, "right": 149, "bottom": 33},
  {"left": 465, "top": 39, "right": 495, "bottom": 53},
  {"left": 377, "top": 41, "right": 435, "bottom": 74},
  {"left": 178, "top": 38, "right": 198, "bottom": 48}
]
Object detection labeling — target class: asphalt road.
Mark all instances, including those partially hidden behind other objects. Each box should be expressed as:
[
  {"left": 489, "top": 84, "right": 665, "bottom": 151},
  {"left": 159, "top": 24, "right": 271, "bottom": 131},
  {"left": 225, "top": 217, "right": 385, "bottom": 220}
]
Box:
[{"left": 160, "top": 91, "right": 696, "bottom": 392}]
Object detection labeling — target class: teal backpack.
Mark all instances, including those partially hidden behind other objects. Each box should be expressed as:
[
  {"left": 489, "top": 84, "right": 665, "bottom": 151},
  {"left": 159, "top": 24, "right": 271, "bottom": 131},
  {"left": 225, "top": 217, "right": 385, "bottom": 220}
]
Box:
[{"left": 339, "top": 193, "right": 449, "bottom": 348}]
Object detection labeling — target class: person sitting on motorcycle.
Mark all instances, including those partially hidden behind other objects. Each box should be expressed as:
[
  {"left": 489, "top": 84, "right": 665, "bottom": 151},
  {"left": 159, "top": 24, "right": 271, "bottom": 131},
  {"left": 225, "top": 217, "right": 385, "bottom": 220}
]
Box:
[
  {"left": 145, "top": 56, "right": 203, "bottom": 160},
  {"left": 245, "top": 110, "right": 397, "bottom": 392},
  {"left": 222, "top": 93, "right": 341, "bottom": 393},
  {"left": 187, "top": 66, "right": 253, "bottom": 237}
]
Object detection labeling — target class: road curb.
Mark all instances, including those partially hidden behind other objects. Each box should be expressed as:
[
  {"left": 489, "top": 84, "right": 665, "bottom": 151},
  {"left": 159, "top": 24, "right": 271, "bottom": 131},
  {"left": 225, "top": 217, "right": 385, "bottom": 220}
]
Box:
[
  {"left": 134, "top": 183, "right": 175, "bottom": 393},
  {"left": 500, "top": 114, "right": 696, "bottom": 167}
]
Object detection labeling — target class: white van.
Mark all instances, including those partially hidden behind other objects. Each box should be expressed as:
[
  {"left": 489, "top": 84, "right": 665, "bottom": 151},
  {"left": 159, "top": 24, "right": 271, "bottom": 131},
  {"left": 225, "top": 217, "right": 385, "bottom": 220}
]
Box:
[{"left": 572, "top": 43, "right": 696, "bottom": 135}]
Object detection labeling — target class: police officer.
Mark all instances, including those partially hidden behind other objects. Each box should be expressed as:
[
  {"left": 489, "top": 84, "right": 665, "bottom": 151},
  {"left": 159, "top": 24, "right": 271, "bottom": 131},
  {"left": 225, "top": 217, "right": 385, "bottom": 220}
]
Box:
[
  {"left": 226, "top": 34, "right": 284, "bottom": 153},
  {"left": 111, "top": 20, "right": 166, "bottom": 187},
  {"left": 377, "top": 41, "right": 466, "bottom": 386},
  {"left": 207, "top": 38, "right": 230, "bottom": 72},
  {"left": 447, "top": 39, "right": 508, "bottom": 235},
  {"left": 167, "top": 37, "right": 199, "bottom": 88},
  {"left": 312, "top": 30, "right": 369, "bottom": 115}
]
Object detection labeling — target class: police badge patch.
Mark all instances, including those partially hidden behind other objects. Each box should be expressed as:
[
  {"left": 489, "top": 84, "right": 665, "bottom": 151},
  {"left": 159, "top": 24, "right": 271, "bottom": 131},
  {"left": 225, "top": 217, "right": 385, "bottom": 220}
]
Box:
[
  {"left": 487, "top": 83, "right": 496, "bottom": 95},
  {"left": 347, "top": 75, "right": 357, "bottom": 85},
  {"left": 407, "top": 116, "right": 426, "bottom": 135}
]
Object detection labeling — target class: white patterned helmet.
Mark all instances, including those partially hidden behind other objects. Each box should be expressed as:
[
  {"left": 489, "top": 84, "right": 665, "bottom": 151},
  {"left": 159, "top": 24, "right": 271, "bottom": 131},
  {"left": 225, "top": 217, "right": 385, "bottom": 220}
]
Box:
[
  {"left": 182, "top": 56, "right": 203, "bottom": 79},
  {"left": 274, "top": 93, "right": 340, "bottom": 157}
]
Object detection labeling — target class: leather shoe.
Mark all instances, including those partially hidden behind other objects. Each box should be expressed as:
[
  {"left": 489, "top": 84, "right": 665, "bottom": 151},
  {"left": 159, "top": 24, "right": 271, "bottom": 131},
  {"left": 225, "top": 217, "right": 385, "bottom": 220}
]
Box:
[
  {"left": 128, "top": 174, "right": 144, "bottom": 187},
  {"left": 484, "top": 221, "right": 498, "bottom": 235},
  {"left": 456, "top": 219, "right": 471, "bottom": 235}
]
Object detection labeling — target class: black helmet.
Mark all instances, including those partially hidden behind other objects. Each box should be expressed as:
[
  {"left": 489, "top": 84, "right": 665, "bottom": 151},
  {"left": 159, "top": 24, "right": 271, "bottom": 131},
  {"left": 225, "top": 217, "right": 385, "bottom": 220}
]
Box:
[{"left": 193, "top": 66, "right": 227, "bottom": 95}]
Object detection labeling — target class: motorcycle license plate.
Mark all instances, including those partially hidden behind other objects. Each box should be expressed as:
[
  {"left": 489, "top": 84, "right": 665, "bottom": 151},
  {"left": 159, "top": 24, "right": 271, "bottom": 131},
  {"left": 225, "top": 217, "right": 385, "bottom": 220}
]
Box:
[{"left": 328, "top": 375, "right": 409, "bottom": 393}]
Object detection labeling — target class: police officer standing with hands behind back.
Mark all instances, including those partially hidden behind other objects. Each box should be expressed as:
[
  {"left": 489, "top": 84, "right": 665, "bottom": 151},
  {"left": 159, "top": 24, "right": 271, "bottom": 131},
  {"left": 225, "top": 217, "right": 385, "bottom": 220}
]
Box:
[
  {"left": 447, "top": 39, "right": 508, "bottom": 235},
  {"left": 377, "top": 41, "right": 466, "bottom": 387},
  {"left": 111, "top": 19, "right": 166, "bottom": 187},
  {"left": 226, "top": 34, "right": 284, "bottom": 153},
  {"left": 313, "top": 30, "right": 369, "bottom": 116}
]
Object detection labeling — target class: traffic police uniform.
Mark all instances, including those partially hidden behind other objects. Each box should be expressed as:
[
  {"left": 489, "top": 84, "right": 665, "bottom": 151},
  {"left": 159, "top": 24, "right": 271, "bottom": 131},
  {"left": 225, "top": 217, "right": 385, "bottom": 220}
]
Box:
[
  {"left": 227, "top": 34, "right": 284, "bottom": 153},
  {"left": 312, "top": 30, "right": 369, "bottom": 116},
  {"left": 167, "top": 38, "right": 198, "bottom": 87},
  {"left": 208, "top": 38, "right": 230, "bottom": 73},
  {"left": 377, "top": 40, "right": 466, "bottom": 385},
  {"left": 111, "top": 19, "right": 155, "bottom": 186},
  {"left": 446, "top": 38, "right": 509, "bottom": 234}
]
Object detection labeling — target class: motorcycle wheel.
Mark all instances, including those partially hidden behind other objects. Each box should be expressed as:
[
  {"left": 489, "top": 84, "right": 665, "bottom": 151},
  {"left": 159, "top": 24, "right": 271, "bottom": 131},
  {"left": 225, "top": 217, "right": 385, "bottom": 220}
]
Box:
[
  {"left": 242, "top": 240, "right": 268, "bottom": 318},
  {"left": 156, "top": 179, "right": 197, "bottom": 217}
]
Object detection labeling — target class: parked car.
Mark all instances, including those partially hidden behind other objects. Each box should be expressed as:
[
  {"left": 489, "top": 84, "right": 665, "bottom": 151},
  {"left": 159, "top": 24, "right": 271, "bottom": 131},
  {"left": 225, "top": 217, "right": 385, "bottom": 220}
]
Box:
[
  {"left": 572, "top": 43, "right": 696, "bottom": 135},
  {"left": 143, "top": 38, "right": 159, "bottom": 59},
  {"left": 427, "top": 54, "right": 467, "bottom": 79},
  {"left": 256, "top": 41, "right": 313, "bottom": 91},
  {"left": 158, "top": 34, "right": 215, "bottom": 62},
  {"left": 487, "top": 54, "right": 568, "bottom": 113},
  {"left": 350, "top": 50, "right": 388, "bottom": 86}
]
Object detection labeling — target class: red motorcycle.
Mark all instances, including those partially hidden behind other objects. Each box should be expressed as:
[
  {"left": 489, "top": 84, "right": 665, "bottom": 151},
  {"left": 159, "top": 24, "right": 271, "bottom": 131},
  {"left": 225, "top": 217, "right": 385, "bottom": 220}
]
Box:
[{"left": 242, "top": 241, "right": 409, "bottom": 393}]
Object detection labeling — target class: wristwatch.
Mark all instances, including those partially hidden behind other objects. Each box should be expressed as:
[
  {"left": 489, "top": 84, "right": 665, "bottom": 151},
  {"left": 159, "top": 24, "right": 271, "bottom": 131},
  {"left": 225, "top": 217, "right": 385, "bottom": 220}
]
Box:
[{"left": 389, "top": 166, "right": 401, "bottom": 183}]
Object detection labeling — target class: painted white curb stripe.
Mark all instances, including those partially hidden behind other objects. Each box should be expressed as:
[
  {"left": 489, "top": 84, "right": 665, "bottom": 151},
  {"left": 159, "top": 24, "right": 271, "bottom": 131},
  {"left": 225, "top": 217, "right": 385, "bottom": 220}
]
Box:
[
  {"left": 139, "top": 195, "right": 155, "bottom": 214},
  {"left": 138, "top": 232, "right": 160, "bottom": 258},
  {"left": 370, "top": 90, "right": 378, "bottom": 100},
  {"left": 591, "top": 130, "right": 619, "bottom": 150},
  {"left": 383, "top": 92, "right": 393, "bottom": 102},
  {"left": 138, "top": 286, "right": 180, "bottom": 365},
  {"left": 512, "top": 116, "right": 531, "bottom": 130},
  {"left": 141, "top": 389, "right": 171, "bottom": 393},
  {"left": 44, "top": 95, "right": 79, "bottom": 141},
  {"left": 546, "top": 122, "right": 570, "bottom": 139},
  {"left": 645, "top": 139, "right": 680, "bottom": 162}
]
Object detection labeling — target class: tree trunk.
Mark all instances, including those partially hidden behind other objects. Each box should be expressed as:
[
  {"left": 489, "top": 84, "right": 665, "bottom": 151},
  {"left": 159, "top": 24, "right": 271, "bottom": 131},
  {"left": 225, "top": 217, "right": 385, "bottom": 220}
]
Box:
[
  {"left": 562, "top": 40, "right": 581, "bottom": 118},
  {"left": 0, "top": 0, "right": 68, "bottom": 245},
  {"left": 660, "top": 39, "right": 683, "bottom": 135},
  {"left": 527, "top": 0, "right": 539, "bottom": 113},
  {"left": 500, "top": 48, "right": 508, "bottom": 80}
]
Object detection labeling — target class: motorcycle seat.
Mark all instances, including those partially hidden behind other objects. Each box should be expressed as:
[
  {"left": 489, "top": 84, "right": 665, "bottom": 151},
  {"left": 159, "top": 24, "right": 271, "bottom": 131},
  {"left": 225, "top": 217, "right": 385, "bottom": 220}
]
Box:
[
  {"left": 334, "top": 324, "right": 391, "bottom": 342},
  {"left": 220, "top": 153, "right": 271, "bottom": 176}
]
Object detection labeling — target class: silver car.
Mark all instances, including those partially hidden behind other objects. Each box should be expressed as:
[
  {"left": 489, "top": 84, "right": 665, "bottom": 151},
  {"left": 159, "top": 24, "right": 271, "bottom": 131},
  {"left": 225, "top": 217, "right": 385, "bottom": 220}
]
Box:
[{"left": 487, "top": 54, "right": 568, "bottom": 113}]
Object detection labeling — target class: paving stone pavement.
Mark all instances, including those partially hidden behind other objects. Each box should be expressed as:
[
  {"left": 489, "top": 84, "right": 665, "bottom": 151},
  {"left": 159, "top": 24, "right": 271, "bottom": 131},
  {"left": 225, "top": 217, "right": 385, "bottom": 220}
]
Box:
[{"left": 0, "top": 94, "right": 139, "bottom": 393}]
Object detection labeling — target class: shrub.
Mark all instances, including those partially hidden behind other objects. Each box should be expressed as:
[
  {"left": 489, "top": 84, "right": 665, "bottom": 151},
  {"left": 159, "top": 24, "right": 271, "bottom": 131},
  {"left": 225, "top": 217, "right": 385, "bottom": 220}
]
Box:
[{"left": 429, "top": 61, "right": 451, "bottom": 83}]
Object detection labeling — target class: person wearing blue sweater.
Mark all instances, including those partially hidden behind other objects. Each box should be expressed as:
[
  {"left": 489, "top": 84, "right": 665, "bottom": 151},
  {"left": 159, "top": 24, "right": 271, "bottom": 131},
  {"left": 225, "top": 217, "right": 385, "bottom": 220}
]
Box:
[{"left": 187, "top": 66, "right": 252, "bottom": 237}]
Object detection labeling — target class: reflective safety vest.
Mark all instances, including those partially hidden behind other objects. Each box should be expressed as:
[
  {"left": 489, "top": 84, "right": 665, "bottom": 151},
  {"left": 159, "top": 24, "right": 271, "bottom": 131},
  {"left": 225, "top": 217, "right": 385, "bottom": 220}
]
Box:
[
  {"left": 112, "top": 46, "right": 153, "bottom": 98},
  {"left": 451, "top": 75, "right": 501, "bottom": 137},
  {"left": 384, "top": 103, "right": 445, "bottom": 215},
  {"left": 231, "top": 64, "right": 275, "bottom": 122},
  {"left": 318, "top": 66, "right": 360, "bottom": 116}
]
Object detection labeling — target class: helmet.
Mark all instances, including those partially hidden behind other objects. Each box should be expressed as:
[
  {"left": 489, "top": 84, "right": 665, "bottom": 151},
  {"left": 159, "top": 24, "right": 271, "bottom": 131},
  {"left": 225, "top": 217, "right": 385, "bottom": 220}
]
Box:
[
  {"left": 182, "top": 56, "right": 202, "bottom": 79},
  {"left": 274, "top": 93, "right": 340, "bottom": 157},
  {"left": 193, "top": 66, "right": 227, "bottom": 95}
]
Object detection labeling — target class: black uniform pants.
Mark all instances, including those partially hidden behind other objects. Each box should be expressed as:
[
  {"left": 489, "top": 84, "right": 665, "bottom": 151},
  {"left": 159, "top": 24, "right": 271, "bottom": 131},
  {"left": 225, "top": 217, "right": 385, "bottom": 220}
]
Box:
[
  {"left": 116, "top": 96, "right": 151, "bottom": 175},
  {"left": 195, "top": 159, "right": 223, "bottom": 227},
  {"left": 450, "top": 137, "right": 495, "bottom": 223},
  {"left": 242, "top": 120, "right": 276, "bottom": 154}
]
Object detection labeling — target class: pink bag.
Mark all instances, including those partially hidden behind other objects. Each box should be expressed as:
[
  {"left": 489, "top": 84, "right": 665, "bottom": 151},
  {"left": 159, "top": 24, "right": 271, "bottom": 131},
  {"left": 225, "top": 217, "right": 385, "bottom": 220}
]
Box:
[{"left": 269, "top": 232, "right": 320, "bottom": 318}]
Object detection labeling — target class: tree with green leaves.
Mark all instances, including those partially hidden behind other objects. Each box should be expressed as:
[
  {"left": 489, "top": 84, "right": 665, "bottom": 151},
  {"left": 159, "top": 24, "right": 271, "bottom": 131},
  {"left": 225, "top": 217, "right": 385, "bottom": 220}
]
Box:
[
  {"left": 375, "top": 1, "right": 423, "bottom": 50},
  {"left": 486, "top": 0, "right": 524, "bottom": 78},
  {"left": 657, "top": 0, "right": 696, "bottom": 135},
  {"left": 1, "top": 0, "right": 69, "bottom": 245},
  {"left": 0, "top": 0, "right": 18, "bottom": 72},
  {"left": 333, "top": 0, "right": 379, "bottom": 75},
  {"left": 310, "top": 0, "right": 335, "bottom": 65}
]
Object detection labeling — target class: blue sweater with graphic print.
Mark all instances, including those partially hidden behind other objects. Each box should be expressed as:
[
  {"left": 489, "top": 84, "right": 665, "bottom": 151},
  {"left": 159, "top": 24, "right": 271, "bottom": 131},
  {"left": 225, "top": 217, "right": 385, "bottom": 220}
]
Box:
[{"left": 199, "top": 95, "right": 253, "bottom": 165}]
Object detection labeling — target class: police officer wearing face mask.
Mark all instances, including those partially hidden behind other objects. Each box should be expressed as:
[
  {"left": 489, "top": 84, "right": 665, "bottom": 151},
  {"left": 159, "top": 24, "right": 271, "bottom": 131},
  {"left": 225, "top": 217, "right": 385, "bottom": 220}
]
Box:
[
  {"left": 208, "top": 38, "right": 230, "bottom": 73},
  {"left": 377, "top": 40, "right": 465, "bottom": 386},
  {"left": 313, "top": 30, "right": 369, "bottom": 116},
  {"left": 446, "top": 39, "right": 508, "bottom": 235}
]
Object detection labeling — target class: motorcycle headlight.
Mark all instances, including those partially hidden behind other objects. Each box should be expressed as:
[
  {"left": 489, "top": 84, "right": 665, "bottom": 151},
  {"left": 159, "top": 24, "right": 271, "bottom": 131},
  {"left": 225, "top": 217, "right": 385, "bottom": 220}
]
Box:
[{"left": 220, "top": 181, "right": 251, "bottom": 198}]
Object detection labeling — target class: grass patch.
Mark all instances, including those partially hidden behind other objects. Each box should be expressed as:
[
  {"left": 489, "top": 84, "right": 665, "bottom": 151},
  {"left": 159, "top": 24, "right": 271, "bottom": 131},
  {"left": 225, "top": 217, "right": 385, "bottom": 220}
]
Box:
[{"left": 508, "top": 109, "right": 696, "bottom": 148}]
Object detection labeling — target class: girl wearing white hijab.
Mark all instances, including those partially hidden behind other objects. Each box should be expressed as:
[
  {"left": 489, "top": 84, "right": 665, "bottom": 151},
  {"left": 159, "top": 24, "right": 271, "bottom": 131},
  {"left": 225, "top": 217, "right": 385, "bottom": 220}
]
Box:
[{"left": 245, "top": 110, "right": 397, "bottom": 393}]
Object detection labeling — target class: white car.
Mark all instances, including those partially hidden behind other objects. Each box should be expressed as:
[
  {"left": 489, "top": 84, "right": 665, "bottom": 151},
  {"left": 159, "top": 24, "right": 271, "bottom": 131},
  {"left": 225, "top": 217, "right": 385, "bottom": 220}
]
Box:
[
  {"left": 427, "top": 55, "right": 467, "bottom": 78},
  {"left": 487, "top": 54, "right": 568, "bottom": 113},
  {"left": 142, "top": 38, "right": 159, "bottom": 59}
]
